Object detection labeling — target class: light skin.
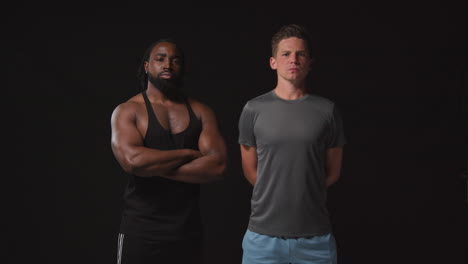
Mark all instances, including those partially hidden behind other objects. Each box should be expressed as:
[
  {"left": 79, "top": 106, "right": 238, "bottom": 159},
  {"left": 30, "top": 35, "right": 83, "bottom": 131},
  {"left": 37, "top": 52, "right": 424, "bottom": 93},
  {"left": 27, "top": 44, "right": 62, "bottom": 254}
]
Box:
[
  {"left": 111, "top": 42, "right": 227, "bottom": 183},
  {"left": 240, "top": 36, "right": 343, "bottom": 186}
]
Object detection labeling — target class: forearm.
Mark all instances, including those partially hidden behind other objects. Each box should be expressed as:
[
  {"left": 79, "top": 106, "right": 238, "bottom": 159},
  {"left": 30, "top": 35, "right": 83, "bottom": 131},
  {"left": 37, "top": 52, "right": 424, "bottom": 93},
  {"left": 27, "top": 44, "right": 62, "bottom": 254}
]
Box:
[
  {"left": 160, "top": 154, "right": 227, "bottom": 184},
  {"left": 326, "top": 173, "right": 339, "bottom": 187},
  {"left": 121, "top": 147, "right": 201, "bottom": 177},
  {"left": 240, "top": 145, "right": 257, "bottom": 186},
  {"left": 325, "top": 166, "right": 341, "bottom": 187},
  {"left": 325, "top": 147, "right": 343, "bottom": 187},
  {"left": 244, "top": 171, "right": 256, "bottom": 186}
]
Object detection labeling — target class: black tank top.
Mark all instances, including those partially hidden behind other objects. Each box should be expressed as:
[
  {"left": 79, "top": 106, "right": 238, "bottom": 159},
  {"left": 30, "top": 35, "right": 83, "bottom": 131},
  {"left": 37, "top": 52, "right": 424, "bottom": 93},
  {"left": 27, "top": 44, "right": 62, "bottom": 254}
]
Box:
[{"left": 120, "top": 91, "right": 203, "bottom": 241}]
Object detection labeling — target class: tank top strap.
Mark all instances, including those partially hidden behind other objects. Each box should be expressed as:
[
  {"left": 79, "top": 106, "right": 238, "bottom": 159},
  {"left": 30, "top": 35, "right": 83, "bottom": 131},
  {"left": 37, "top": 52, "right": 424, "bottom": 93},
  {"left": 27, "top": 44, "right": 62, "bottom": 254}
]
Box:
[
  {"left": 183, "top": 96, "right": 199, "bottom": 122},
  {"left": 142, "top": 91, "right": 163, "bottom": 130}
]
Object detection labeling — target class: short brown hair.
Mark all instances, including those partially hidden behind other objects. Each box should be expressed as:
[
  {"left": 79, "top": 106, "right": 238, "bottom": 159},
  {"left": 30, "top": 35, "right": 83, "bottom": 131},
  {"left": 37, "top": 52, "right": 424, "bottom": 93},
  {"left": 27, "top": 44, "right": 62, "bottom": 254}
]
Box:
[{"left": 271, "top": 24, "right": 312, "bottom": 57}]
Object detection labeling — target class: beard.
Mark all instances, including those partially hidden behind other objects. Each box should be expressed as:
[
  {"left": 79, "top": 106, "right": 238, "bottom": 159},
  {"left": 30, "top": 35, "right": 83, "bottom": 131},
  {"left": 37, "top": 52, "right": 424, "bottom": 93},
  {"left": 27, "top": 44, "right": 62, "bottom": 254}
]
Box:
[{"left": 148, "top": 72, "right": 184, "bottom": 101}]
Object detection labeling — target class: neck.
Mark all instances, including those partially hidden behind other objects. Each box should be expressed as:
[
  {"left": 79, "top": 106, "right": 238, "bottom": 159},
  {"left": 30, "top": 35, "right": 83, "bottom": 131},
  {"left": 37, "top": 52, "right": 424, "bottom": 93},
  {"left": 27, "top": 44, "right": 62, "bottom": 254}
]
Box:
[
  {"left": 274, "top": 78, "right": 308, "bottom": 100},
  {"left": 145, "top": 85, "right": 182, "bottom": 105}
]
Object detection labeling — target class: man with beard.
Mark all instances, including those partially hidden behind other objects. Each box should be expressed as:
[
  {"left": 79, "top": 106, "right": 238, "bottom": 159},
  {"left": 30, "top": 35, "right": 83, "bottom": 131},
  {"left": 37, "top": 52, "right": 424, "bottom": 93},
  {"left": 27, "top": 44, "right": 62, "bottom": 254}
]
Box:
[{"left": 110, "top": 38, "right": 228, "bottom": 264}]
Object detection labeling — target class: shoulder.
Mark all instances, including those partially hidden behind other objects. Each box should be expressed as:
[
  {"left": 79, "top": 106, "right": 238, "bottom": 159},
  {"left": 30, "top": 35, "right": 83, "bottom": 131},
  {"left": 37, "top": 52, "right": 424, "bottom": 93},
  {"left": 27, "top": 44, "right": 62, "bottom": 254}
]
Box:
[
  {"left": 186, "top": 97, "right": 216, "bottom": 121},
  {"left": 243, "top": 91, "right": 275, "bottom": 110},
  {"left": 111, "top": 94, "right": 145, "bottom": 120},
  {"left": 248, "top": 91, "right": 275, "bottom": 104},
  {"left": 307, "top": 94, "right": 343, "bottom": 123},
  {"left": 308, "top": 94, "right": 335, "bottom": 106},
  {"left": 307, "top": 94, "right": 338, "bottom": 112}
]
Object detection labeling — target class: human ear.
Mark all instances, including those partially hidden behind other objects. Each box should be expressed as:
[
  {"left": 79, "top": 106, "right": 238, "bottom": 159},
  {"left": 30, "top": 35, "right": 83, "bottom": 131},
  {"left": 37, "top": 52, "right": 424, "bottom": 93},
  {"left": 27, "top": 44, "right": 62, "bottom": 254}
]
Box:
[{"left": 269, "top": 57, "right": 277, "bottom": 70}]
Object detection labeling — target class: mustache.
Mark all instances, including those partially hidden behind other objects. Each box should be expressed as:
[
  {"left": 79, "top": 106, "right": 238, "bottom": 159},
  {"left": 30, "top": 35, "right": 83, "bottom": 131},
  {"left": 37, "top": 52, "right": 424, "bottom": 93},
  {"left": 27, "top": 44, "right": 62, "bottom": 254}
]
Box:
[{"left": 157, "top": 70, "right": 176, "bottom": 77}]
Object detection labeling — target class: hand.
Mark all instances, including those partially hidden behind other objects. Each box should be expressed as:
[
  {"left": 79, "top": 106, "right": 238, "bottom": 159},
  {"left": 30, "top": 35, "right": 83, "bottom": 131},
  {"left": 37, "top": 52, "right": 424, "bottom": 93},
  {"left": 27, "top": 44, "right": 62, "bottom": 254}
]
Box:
[{"left": 161, "top": 149, "right": 202, "bottom": 178}]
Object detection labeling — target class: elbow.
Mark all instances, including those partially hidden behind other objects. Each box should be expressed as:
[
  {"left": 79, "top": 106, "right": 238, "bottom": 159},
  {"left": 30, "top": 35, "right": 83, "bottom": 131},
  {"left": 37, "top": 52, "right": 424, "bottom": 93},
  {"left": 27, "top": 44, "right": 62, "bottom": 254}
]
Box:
[
  {"left": 326, "top": 172, "right": 341, "bottom": 187},
  {"left": 213, "top": 162, "right": 228, "bottom": 181},
  {"left": 121, "top": 160, "right": 138, "bottom": 175},
  {"left": 217, "top": 161, "right": 228, "bottom": 179},
  {"left": 112, "top": 145, "right": 144, "bottom": 175},
  {"left": 209, "top": 159, "right": 228, "bottom": 182},
  {"left": 121, "top": 155, "right": 145, "bottom": 175}
]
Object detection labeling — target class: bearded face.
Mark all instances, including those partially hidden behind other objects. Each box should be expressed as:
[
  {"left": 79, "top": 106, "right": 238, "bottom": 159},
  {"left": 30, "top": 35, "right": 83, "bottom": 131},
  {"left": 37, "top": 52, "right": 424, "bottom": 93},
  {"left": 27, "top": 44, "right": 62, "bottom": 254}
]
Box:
[
  {"left": 147, "top": 70, "right": 184, "bottom": 99},
  {"left": 145, "top": 42, "right": 185, "bottom": 101}
]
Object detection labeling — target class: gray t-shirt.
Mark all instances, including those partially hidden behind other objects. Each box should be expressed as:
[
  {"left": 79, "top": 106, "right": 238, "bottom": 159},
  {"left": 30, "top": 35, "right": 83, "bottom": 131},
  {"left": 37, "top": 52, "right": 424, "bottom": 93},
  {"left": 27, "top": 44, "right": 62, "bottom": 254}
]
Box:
[{"left": 238, "top": 90, "right": 346, "bottom": 237}]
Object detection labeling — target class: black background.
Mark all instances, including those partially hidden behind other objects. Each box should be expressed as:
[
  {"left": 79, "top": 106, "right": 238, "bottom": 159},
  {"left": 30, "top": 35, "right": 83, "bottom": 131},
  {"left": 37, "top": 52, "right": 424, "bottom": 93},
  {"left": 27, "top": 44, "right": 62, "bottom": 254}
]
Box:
[{"left": 7, "top": 1, "right": 467, "bottom": 264}]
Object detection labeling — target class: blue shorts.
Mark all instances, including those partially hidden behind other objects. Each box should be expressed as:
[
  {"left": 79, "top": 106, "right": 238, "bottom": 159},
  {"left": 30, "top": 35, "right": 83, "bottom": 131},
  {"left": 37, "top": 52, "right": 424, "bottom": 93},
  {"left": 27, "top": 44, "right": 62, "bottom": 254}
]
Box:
[{"left": 242, "top": 230, "right": 337, "bottom": 264}]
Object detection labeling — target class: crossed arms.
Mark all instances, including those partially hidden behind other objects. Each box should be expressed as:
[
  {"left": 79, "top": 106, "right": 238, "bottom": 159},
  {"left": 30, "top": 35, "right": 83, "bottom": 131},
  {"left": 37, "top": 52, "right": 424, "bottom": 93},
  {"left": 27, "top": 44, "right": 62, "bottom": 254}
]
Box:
[{"left": 111, "top": 100, "right": 227, "bottom": 184}]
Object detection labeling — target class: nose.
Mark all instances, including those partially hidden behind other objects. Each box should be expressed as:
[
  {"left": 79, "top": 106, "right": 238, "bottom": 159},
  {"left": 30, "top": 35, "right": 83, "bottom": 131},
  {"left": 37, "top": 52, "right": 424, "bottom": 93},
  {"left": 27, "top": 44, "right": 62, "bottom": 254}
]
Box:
[
  {"left": 290, "top": 54, "right": 300, "bottom": 65},
  {"left": 163, "top": 59, "right": 172, "bottom": 70}
]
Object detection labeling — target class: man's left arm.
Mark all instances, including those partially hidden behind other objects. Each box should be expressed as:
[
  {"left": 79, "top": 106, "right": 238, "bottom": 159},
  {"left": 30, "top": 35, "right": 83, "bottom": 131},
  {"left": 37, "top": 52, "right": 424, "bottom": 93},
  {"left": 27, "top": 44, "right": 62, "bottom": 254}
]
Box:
[
  {"left": 160, "top": 101, "right": 228, "bottom": 184},
  {"left": 325, "top": 147, "right": 343, "bottom": 187}
]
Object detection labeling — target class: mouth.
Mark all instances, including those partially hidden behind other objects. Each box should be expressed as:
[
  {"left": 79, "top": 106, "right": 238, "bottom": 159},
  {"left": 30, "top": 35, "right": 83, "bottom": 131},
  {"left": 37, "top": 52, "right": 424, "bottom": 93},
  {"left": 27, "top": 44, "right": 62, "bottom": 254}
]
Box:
[{"left": 159, "top": 72, "right": 173, "bottom": 78}]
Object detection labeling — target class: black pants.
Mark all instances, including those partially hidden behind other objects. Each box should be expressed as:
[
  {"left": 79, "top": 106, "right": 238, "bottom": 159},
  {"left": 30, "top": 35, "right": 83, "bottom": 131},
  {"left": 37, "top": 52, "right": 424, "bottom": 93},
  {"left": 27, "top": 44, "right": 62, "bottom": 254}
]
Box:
[{"left": 117, "top": 233, "right": 203, "bottom": 264}]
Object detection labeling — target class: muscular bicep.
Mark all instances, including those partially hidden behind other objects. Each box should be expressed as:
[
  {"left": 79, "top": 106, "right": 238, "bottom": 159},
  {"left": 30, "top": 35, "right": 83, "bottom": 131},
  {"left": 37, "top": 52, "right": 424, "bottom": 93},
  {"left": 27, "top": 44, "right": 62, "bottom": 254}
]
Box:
[
  {"left": 110, "top": 103, "right": 145, "bottom": 169},
  {"left": 240, "top": 144, "right": 257, "bottom": 185},
  {"left": 197, "top": 103, "right": 227, "bottom": 159},
  {"left": 159, "top": 102, "right": 227, "bottom": 182},
  {"left": 111, "top": 101, "right": 203, "bottom": 177}
]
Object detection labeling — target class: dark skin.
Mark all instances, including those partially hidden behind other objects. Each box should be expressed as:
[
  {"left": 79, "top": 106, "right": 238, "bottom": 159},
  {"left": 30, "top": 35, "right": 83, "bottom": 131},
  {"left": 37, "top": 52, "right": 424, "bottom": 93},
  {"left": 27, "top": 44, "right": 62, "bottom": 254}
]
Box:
[{"left": 111, "top": 42, "right": 228, "bottom": 183}]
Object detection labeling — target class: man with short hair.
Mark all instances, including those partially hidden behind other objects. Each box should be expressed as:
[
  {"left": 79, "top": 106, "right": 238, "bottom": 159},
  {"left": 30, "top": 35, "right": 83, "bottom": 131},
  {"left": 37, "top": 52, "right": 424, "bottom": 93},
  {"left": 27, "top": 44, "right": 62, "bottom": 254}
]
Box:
[
  {"left": 239, "top": 24, "right": 346, "bottom": 264},
  {"left": 111, "top": 38, "right": 228, "bottom": 264}
]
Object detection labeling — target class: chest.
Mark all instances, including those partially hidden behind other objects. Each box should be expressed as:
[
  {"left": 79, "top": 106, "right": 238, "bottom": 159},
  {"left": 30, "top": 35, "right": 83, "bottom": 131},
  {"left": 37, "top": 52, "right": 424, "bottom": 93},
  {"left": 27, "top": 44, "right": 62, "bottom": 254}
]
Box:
[
  {"left": 138, "top": 103, "right": 190, "bottom": 135},
  {"left": 254, "top": 105, "right": 330, "bottom": 145},
  {"left": 154, "top": 104, "right": 189, "bottom": 132}
]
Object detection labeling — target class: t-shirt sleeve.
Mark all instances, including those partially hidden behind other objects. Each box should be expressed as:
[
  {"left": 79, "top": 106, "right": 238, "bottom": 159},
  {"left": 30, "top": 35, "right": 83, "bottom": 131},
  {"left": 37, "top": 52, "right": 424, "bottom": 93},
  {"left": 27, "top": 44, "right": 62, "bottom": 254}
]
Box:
[
  {"left": 238, "top": 102, "right": 257, "bottom": 147},
  {"left": 326, "top": 104, "right": 346, "bottom": 148}
]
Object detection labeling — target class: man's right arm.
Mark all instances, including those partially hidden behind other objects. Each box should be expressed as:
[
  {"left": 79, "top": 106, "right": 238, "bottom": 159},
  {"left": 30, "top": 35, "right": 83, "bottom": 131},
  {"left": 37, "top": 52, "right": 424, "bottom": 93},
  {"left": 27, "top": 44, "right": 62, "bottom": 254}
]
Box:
[
  {"left": 110, "top": 102, "right": 201, "bottom": 177},
  {"left": 240, "top": 144, "right": 257, "bottom": 185}
]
